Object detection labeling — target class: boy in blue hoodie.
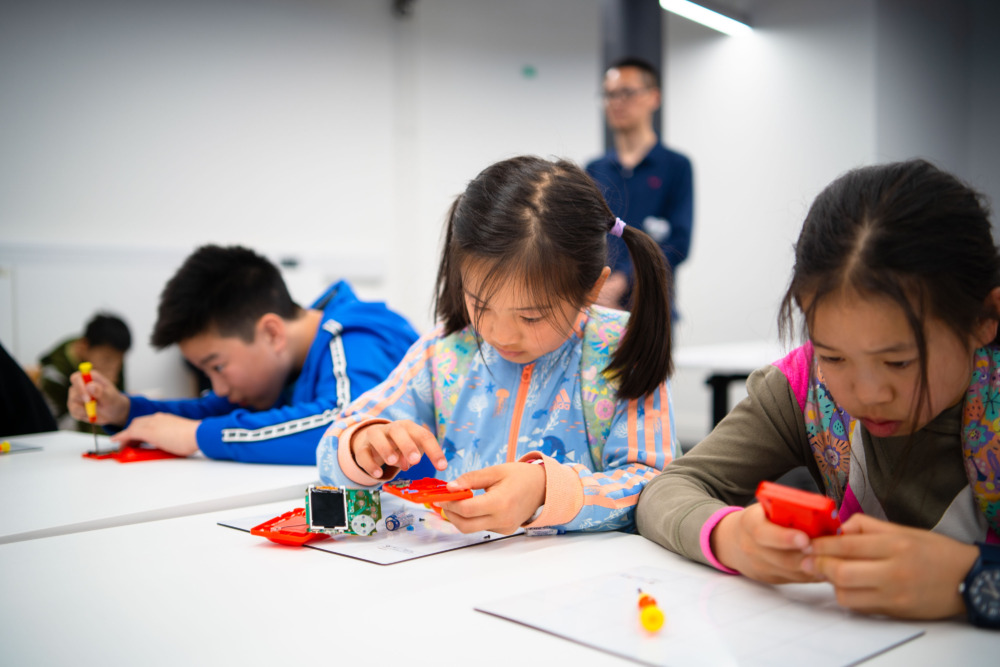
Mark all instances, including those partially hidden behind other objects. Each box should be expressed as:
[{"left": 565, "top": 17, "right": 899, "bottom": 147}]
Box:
[{"left": 67, "top": 245, "right": 418, "bottom": 464}]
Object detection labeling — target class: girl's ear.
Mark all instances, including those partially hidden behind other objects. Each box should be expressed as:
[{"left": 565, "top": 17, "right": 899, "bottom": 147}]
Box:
[
  {"left": 973, "top": 286, "right": 1000, "bottom": 347},
  {"left": 586, "top": 266, "right": 613, "bottom": 306}
]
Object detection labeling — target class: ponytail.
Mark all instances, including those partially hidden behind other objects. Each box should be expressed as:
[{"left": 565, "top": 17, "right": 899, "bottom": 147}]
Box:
[
  {"left": 434, "top": 197, "right": 469, "bottom": 334},
  {"left": 606, "top": 224, "right": 673, "bottom": 399},
  {"left": 433, "top": 155, "right": 674, "bottom": 401}
]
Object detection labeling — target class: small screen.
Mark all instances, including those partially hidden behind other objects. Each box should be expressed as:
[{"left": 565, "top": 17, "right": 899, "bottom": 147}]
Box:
[{"left": 309, "top": 488, "right": 347, "bottom": 530}]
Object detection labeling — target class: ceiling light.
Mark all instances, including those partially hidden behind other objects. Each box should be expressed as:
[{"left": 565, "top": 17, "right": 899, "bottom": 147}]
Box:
[{"left": 660, "top": 0, "right": 753, "bottom": 37}]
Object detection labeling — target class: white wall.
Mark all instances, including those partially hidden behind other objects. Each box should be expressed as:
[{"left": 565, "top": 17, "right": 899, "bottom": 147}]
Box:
[
  {"left": 0, "top": 1, "right": 397, "bottom": 254},
  {"left": 1, "top": 0, "right": 997, "bottom": 444},
  {"left": 873, "top": 0, "right": 1000, "bottom": 217},
  {"left": 0, "top": 0, "right": 603, "bottom": 398},
  {"left": 664, "top": 0, "right": 880, "bottom": 441},
  {"left": 0, "top": 0, "right": 406, "bottom": 396},
  {"left": 967, "top": 0, "right": 1000, "bottom": 218},
  {"left": 875, "top": 0, "right": 969, "bottom": 172},
  {"left": 664, "top": 0, "right": 1000, "bottom": 443},
  {"left": 391, "top": 0, "right": 603, "bottom": 328}
]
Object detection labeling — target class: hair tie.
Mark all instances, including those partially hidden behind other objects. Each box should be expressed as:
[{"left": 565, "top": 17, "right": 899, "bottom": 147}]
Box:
[{"left": 609, "top": 217, "right": 626, "bottom": 238}]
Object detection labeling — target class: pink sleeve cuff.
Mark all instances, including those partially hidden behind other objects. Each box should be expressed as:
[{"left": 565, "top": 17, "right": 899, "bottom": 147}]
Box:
[
  {"left": 336, "top": 419, "right": 393, "bottom": 486},
  {"left": 518, "top": 452, "right": 584, "bottom": 528},
  {"left": 700, "top": 506, "right": 743, "bottom": 574}
]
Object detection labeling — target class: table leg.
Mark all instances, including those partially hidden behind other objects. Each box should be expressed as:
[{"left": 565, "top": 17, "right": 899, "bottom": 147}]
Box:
[{"left": 705, "top": 373, "right": 750, "bottom": 427}]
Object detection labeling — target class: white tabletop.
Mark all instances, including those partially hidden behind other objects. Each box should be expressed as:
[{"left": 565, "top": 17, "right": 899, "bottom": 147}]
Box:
[
  {"left": 674, "top": 340, "right": 790, "bottom": 375},
  {"left": 0, "top": 500, "right": 993, "bottom": 666},
  {"left": 0, "top": 431, "right": 318, "bottom": 544}
]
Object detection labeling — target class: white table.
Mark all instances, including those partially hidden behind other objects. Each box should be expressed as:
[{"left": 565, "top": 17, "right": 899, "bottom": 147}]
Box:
[
  {"left": 674, "top": 340, "right": 789, "bottom": 374},
  {"left": 674, "top": 341, "right": 789, "bottom": 426},
  {"left": 0, "top": 431, "right": 318, "bottom": 544},
  {"left": 0, "top": 499, "right": 993, "bottom": 666}
]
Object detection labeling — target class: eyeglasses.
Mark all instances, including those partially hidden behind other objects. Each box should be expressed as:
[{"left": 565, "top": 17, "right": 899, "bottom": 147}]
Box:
[{"left": 601, "top": 87, "right": 650, "bottom": 103}]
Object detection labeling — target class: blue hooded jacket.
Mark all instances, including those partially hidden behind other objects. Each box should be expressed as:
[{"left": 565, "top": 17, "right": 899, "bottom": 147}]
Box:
[{"left": 126, "top": 281, "right": 419, "bottom": 464}]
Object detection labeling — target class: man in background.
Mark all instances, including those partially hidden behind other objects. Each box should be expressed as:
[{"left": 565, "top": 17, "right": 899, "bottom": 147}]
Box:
[{"left": 587, "top": 57, "right": 694, "bottom": 319}]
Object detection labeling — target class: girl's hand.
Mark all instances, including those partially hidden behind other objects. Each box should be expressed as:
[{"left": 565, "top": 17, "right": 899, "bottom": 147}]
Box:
[
  {"left": 350, "top": 420, "right": 448, "bottom": 479},
  {"left": 712, "top": 504, "right": 822, "bottom": 583},
  {"left": 435, "top": 462, "right": 546, "bottom": 535},
  {"left": 802, "top": 514, "right": 979, "bottom": 620},
  {"left": 67, "top": 369, "right": 130, "bottom": 426},
  {"left": 110, "top": 413, "right": 200, "bottom": 457}
]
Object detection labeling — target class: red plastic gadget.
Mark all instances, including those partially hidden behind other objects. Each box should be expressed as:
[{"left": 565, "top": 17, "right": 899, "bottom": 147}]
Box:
[
  {"left": 250, "top": 508, "right": 330, "bottom": 546},
  {"left": 755, "top": 480, "right": 841, "bottom": 538},
  {"left": 82, "top": 444, "right": 182, "bottom": 462},
  {"left": 381, "top": 478, "right": 473, "bottom": 504}
]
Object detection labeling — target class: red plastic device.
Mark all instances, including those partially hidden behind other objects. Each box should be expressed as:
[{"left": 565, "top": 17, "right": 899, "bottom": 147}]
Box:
[
  {"left": 82, "top": 444, "right": 182, "bottom": 463},
  {"left": 381, "top": 478, "right": 473, "bottom": 504},
  {"left": 250, "top": 508, "right": 330, "bottom": 546},
  {"left": 755, "top": 480, "right": 841, "bottom": 538}
]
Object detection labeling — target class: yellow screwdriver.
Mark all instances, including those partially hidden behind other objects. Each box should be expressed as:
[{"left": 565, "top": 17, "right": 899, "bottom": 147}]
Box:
[{"left": 79, "top": 362, "right": 100, "bottom": 454}]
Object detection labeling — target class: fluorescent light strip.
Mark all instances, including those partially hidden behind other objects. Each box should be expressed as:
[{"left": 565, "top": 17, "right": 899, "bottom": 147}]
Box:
[{"left": 659, "top": 0, "right": 752, "bottom": 37}]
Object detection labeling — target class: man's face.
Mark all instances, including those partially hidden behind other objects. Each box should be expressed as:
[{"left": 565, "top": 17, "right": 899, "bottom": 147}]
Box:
[
  {"left": 179, "top": 326, "right": 288, "bottom": 410},
  {"left": 602, "top": 66, "right": 660, "bottom": 132}
]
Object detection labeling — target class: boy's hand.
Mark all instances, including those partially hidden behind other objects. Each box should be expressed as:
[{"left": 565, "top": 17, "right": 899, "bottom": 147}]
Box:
[
  {"left": 350, "top": 420, "right": 448, "bottom": 479},
  {"left": 712, "top": 503, "right": 822, "bottom": 583},
  {"left": 802, "top": 514, "right": 979, "bottom": 620},
  {"left": 436, "top": 462, "right": 546, "bottom": 535},
  {"left": 111, "top": 414, "right": 200, "bottom": 457},
  {"left": 68, "top": 369, "right": 130, "bottom": 426}
]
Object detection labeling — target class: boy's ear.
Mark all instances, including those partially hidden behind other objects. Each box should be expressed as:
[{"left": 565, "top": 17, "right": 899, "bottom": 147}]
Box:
[
  {"left": 256, "top": 313, "right": 287, "bottom": 351},
  {"left": 973, "top": 286, "right": 1000, "bottom": 347},
  {"left": 585, "top": 266, "right": 613, "bottom": 306}
]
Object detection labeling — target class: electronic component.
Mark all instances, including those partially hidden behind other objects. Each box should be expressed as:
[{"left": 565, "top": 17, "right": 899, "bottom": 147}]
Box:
[
  {"left": 384, "top": 511, "right": 415, "bottom": 531},
  {"left": 755, "top": 480, "right": 841, "bottom": 538},
  {"left": 305, "top": 485, "right": 382, "bottom": 537},
  {"left": 381, "top": 477, "right": 473, "bottom": 504}
]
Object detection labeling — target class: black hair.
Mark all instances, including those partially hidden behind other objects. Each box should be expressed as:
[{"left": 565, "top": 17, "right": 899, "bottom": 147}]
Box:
[
  {"left": 608, "top": 56, "right": 661, "bottom": 90},
  {"left": 434, "top": 155, "right": 672, "bottom": 399},
  {"left": 779, "top": 159, "right": 1000, "bottom": 422},
  {"left": 150, "top": 245, "right": 300, "bottom": 349},
  {"left": 83, "top": 313, "right": 131, "bottom": 352}
]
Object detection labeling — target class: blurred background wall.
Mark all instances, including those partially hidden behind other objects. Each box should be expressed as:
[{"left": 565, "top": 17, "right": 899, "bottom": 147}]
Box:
[{"left": 2, "top": 0, "right": 997, "bottom": 444}]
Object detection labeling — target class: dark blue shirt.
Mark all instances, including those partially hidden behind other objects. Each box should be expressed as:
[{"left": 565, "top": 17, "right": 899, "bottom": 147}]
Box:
[{"left": 587, "top": 143, "right": 694, "bottom": 314}]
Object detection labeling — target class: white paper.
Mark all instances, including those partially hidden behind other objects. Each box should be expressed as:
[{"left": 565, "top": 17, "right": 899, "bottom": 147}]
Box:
[
  {"left": 476, "top": 565, "right": 924, "bottom": 667},
  {"left": 219, "top": 494, "right": 522, "bottom": 565}
]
